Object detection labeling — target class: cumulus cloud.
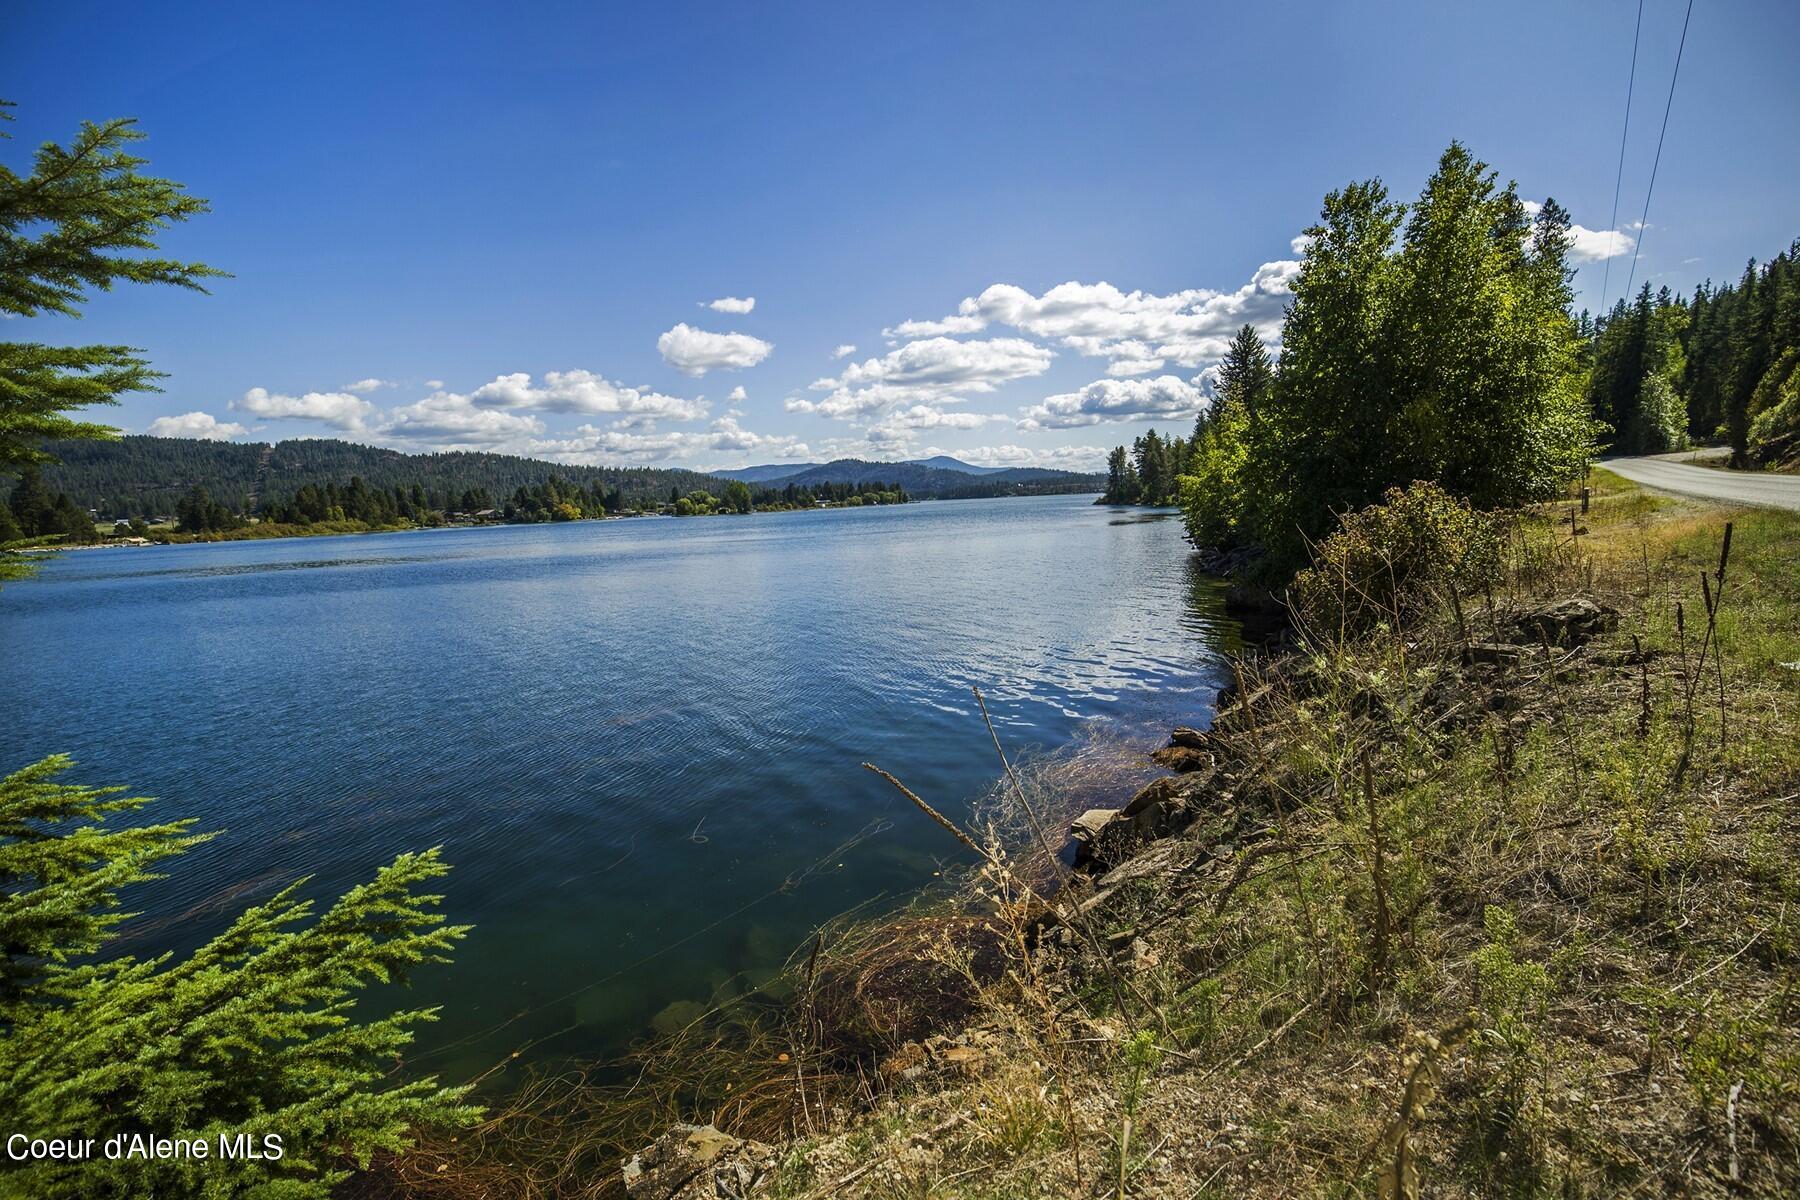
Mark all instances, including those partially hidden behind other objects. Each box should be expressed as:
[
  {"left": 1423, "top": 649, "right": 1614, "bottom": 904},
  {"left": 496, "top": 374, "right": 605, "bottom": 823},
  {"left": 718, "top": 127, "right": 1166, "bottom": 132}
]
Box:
[
  {"left": 470, "top": 370, "right": 708, "bottom": 421},
  {"left": 832, "top": 344, "right": 858, "bottom": 359},
  {"left": 862, "top": 406, "right": 1001, "bottom": 446},
  {"left": 523, "top": 416, "right": 810, "bottom": 465},
  {"left": 657, "top": 323, "right": 774, "bottom": 376},
  {"left": 706, "top": 296, "right": 756, "bottom": 314},
  {"left": 727, "top": 385, "right": 748, "bottom": 403},
  {"left": 882, "top": 314, "right": 986, "bottom": 339},
  {"left": 1523, "top": 200, "right": 1634, "bottom": 263},
  {"left": 790, "top": 337, "right": 1055, "bottom": 419},
  {"left": 381, "top": 390, "right": 545, "bottom": 445},
  {"left": 233, "top": 387, "right": 375, "bottom": 431},
  {"left": 883, "top": 262, "right": 1299, "bottom": 379},
  {"left": 345, "top": 378, "right": 392, "bottom": 394},
  {"left": 1018, "top": 374, "right": 1207, "bottom": 430},
  {"left": 146, "top": 411, "right": 250, "bottom": 440}
]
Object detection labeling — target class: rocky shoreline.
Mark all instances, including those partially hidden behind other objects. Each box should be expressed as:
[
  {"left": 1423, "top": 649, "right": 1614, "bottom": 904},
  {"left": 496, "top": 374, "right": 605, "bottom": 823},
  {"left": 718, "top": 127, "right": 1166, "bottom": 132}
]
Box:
[{"left": 615, "top": 590, "right": 1644, "bottom": 1199}]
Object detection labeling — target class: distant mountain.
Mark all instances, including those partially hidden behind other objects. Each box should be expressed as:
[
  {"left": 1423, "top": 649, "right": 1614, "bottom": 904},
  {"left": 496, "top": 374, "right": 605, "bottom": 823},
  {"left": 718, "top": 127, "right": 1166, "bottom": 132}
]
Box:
[
  {"left": 710, "top": 462, "right": 824, "bottom": 483},
  {"left": 902, "top": 454, "right": 1009, "bottom": 476}
]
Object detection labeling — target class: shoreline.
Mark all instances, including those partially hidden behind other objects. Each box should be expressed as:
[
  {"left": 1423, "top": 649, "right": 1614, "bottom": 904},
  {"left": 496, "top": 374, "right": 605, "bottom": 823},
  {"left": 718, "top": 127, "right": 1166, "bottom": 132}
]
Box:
[{"left": 5, "top": 490, "right": 1105, "bottom": 558}]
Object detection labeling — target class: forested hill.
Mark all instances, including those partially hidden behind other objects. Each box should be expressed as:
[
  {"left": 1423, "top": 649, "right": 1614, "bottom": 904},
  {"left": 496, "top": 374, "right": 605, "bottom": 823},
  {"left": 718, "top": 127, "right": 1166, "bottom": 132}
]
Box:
[
  {"left": 33, "top": 437, "right": 729, "bottom": 518},
  {"left": 30, "top": 439, "right": 1103, "bottom": 517},
  {"left": 740, "top": 458, "right": 1103, "bottom": 497}
]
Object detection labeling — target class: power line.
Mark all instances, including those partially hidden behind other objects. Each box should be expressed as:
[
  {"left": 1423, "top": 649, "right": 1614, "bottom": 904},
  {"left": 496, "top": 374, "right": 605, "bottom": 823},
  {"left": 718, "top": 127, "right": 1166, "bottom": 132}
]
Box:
[
  {"left": 1623, "top": 0, "right": 1696, "bottom": 303},
  {"left": 1599, "top": 0, "right": 1645, "bottom": 314}
]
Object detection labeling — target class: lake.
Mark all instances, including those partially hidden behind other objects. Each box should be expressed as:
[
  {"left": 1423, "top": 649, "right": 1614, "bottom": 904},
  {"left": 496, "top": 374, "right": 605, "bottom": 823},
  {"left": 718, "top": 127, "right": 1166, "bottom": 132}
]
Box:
[{"left": 1, "top": 493, "right": 1235, "bottom": 1084}]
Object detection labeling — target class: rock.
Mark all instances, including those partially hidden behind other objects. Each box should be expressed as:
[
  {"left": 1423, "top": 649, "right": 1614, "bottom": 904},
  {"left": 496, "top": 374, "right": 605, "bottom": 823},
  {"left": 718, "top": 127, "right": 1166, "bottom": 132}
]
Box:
[
  {"left": 1150, "top": 743, "right": 1212, "bottom": 772},
  {"left": 1120, "top": 775, "right": 1196, "bottom": 838},
  {"left": 649, "top": 999, "right": 708, "bottom": 1037},
  {"left": 1169, "top": 725, "right": 1210, "bottom": 749},
  {"left": 1509, "top": 598, "right": 1618, "bottom": 647},
  {"left": 1069, "top": 808, "right": 1122, "bottom": 866},
  {"left": 622, "top": 1124, "right": 774, "bottom": 1200}
]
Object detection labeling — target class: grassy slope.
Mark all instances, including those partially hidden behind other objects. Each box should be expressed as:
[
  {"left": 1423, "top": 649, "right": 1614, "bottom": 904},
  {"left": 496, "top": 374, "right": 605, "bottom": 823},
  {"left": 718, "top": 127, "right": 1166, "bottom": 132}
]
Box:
[{"left": 746, "top": 471, "right": 1799, "bottom": 1199}]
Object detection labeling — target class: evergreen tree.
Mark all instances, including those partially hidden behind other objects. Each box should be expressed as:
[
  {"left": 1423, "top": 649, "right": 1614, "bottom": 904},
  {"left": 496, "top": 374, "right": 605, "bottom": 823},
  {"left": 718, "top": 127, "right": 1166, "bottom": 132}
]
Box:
[
  {"left": 8, "top": 462, "right": 54, "bottom": 535},
  {"left": 1214, "top": 324, "right": 1274, "bottom": 421},
  {"left": 0, "top": 105, "right": 224, "bottom": 469},
  {"left": 0, "top": 755, "right": 478, "bottom": 1199}
]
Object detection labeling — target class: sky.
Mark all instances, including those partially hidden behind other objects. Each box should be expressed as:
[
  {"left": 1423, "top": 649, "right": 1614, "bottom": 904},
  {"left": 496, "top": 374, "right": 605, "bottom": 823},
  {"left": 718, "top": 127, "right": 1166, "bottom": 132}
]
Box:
[{"left": 7, "top": 0, "right": 1799, "bottom": 472}]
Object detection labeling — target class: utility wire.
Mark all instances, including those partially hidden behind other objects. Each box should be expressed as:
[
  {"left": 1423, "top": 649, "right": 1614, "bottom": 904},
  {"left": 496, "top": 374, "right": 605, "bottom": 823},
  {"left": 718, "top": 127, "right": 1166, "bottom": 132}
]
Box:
[
  {"left": 1599, "top": 0, "right": 1645, "bottom": 314},
  {"left": 1623, "top": 0, "right": 1696, "bottom": 302}
]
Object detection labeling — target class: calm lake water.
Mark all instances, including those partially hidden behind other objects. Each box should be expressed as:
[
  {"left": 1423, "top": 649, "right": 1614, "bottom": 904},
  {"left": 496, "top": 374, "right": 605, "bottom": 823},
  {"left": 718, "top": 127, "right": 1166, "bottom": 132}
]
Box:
[{"left": 2, "top": 494, "right": 1235, "bottom": 1084}]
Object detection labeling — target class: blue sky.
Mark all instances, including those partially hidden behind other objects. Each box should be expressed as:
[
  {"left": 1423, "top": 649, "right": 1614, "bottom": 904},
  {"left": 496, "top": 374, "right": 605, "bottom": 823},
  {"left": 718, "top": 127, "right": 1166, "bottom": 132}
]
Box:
[{"left": 8, "top": 0, "right": 1798, "bottom": 471}]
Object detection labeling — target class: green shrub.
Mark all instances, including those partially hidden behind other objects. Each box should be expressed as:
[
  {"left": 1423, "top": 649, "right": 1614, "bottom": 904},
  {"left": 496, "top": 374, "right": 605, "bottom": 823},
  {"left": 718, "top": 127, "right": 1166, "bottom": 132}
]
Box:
[{"left": 1290, "top": 480, "right": 1502, "bottom": 634}]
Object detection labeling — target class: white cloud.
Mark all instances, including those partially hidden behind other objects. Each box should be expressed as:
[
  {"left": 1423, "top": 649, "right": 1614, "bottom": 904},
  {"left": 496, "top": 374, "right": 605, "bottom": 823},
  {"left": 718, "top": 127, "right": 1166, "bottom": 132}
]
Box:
[
  {"left": 862, "top": 406, "right": 1001, "bottom": 446},
  {"left": 470, "top": 370, "right": 708, "bottom": 421},
  {"left": 1522, "top": 200, "right": 1634, "bottom": 263},
  {"left": 1101, "top": 340, "right": 1166, "bottom": 377},
  {"left": 522, "top": 416, "right": 810, "bottom": 465},
  {"left": 233, "top": 387, "right": 375, "bottom": 431},
  {"left": 1566, "top": 225, "right": 1635, "bottom": 263},
  {"left": 888, "top": 263, "right": 1298, "bottom": 378},
  {"left": 425, "top": 379, "right": 445, "bottom": 390},
  {"left": 657, "top": 322, "right": 774, "bottom": 376},
  {"left": 706, "top": 296, "right": 756, "bottom": 314},
  {"left": 832, "top": 344, "right": 858, "bottom": 359},
  {"left": 146, "top": 411, "right": 250, "bottom": 440},
  {"left": 790, "top": 337, "right": 1055, "bottom": 419},
  {"left": 1018, "top": 374, "right": 1207, "bottom": 430},
  {"left": 880, "top": 406, "right": 1000, "bottom": 431},
  {"left": 882, "top": 314, "right": 986, "bottom": 339},
  {"left": 922, "top": 443, "right": 1110, "bottom": 472},
  {"left": 381, "top": 391, "right": 545, "bottom": 445},
  {"left": 727, "top": 385, "right": 748, "bottom": 403},
  {"left": 345, "top": 378, "right": 391, "bottom": 394}
]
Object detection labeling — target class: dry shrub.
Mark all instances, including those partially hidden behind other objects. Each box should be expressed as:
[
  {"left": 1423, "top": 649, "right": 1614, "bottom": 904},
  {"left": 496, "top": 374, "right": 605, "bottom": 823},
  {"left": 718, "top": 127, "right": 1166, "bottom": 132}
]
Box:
[
  {"left": 810, "top": 914, "right": 1010, "bottom": 1051},
  {"left": 1291, "top": 480, "right": 1502, "bottom": 634}
]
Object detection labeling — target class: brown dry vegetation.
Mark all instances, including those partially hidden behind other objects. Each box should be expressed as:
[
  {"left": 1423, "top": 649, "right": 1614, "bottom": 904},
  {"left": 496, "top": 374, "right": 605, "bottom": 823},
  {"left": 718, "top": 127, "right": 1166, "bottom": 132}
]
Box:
[{"left": 361, "top": 470, "right": 1798, "bottom": 1199}]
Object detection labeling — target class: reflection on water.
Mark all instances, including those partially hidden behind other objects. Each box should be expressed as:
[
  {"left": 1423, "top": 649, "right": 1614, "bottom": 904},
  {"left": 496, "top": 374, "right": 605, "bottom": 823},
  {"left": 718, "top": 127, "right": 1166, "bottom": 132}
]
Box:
[{"left": 1, "top": 494, "right": 1232, "bottom": 1080}]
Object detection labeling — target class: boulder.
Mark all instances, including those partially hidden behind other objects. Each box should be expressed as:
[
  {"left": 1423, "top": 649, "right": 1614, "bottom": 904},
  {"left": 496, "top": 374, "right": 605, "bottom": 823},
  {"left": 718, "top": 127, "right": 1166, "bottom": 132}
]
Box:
[
  {"left": 1069, "top": 808, "right": 1122, "bottom": 866},
  {"left": 1509, "top": 598, "right": 1618, "bottom": 647},
  {"left": 622, "top": 1124, "right": 774, "bottom": 1200},
  {"left": 1150, "top": 743, "right": 1212, "bottom": 773}
]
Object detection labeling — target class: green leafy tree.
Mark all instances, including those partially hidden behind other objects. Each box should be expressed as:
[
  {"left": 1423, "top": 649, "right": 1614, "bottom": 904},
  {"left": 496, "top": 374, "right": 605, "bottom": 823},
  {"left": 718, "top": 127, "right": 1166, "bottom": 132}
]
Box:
[
  {"left": 0, "top": 756, "right": 478, "bottom": 1199},
  {"left": 1249, "top": 145, "right": 1598, "bottom": 562},
  {"left": 1, "top": 104, "right": 224, "bottom": 469},
  {"left": 723, "top": 479, "right": 754, "bottom": 513},
  {"left": 1182, "top": 325, "right": 1272, "bottom": 548}
]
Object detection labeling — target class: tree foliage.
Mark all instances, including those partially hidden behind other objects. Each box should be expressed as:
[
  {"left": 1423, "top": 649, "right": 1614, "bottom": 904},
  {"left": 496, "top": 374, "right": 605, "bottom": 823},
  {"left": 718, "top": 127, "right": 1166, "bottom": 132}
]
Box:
[
  {"left": 0, "top": 755, "right": 477, "bottom": 1199},
  {"left": 0, "top": 105, "right": 224, "bottom": 469},
  {"left": 1165, "top": 144, "right": 1600, "bottom": 567}
]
